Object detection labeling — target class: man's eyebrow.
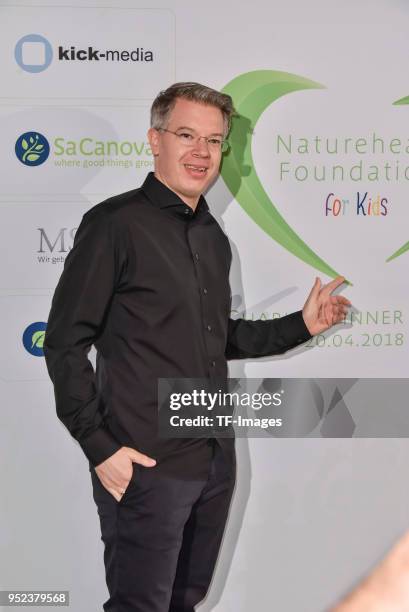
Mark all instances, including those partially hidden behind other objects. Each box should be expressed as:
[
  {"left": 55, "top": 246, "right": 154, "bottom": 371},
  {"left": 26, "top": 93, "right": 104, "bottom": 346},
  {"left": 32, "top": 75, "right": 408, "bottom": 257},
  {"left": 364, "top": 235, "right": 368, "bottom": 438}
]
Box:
[{"left": 174, "top": 126, "right": 224, "bottom": 137}]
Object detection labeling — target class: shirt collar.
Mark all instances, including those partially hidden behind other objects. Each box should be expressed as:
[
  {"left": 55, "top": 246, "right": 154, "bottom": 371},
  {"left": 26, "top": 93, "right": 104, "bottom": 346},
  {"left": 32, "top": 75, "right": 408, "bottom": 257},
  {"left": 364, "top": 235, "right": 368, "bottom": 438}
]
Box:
[{"left": 141, "top": 172, "right": 209, "bottom": 219}]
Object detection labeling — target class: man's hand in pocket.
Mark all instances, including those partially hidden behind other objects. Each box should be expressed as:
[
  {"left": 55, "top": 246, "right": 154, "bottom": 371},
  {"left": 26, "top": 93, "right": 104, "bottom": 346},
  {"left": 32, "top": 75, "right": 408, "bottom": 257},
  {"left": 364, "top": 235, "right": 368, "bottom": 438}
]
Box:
[{"left": 95, "top": 447, "right": 156, "bottom": 501}]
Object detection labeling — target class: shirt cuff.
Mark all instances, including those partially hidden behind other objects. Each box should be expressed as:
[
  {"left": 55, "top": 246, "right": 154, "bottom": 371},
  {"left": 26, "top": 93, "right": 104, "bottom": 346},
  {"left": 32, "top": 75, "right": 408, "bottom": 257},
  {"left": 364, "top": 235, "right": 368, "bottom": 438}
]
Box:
[
  {"left": 281, "top": 310, "right": 312, "bottom": 347},
  {"left": 79, "top": 424, "right": 122, "bottom": 467}
]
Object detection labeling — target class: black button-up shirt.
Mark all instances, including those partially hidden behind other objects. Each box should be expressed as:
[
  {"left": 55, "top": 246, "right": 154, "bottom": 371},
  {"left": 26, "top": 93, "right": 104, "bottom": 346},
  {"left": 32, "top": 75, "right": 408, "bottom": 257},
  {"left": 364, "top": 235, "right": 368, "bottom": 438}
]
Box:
[{"left": 44, "top": 172, "right": 311, "bottom": 477}]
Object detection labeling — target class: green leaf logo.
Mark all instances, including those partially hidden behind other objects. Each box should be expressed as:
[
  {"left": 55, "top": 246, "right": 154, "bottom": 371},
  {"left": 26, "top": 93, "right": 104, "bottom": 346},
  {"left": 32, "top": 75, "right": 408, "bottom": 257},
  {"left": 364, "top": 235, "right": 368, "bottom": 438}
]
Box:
[
  {"left": 16, "top": 131, "right": 50, "bottom": 167},
  {"left": 31, "top": 330, "right": 45, "bottom": 349},
  {"left": 221, "top": 70, "right": 345, "bottom": 279},
  {"left": 20, "top": 133, "right": 46, "bottom": 164}
]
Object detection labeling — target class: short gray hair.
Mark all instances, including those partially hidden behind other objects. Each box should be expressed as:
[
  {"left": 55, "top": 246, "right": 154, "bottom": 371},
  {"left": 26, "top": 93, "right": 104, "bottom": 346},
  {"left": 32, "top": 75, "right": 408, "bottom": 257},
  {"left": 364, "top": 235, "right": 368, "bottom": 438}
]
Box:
[{"left": 150, "top": 82, "right": 235, "bottom": 136}]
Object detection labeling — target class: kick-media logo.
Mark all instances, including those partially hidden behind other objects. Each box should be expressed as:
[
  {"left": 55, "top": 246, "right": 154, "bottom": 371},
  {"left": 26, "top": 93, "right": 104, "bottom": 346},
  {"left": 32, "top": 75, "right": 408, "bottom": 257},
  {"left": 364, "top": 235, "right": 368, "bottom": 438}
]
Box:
[
  {"left": 15, "top": 34, "right": 53, "bottom": 73},
  {"left": 15, "top": 33, "right": 153, "bottom": 73}
]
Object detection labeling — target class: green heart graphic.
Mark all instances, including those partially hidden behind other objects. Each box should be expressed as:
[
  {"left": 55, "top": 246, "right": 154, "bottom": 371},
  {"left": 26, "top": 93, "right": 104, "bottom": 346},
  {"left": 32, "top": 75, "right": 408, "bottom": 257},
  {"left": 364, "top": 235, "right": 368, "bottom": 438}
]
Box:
[
  {"left": 385, "top": 95, "right": 409, "bottom": 262},
  {"left": 221, "top": 70, "right": 344, "bottom": 279}
]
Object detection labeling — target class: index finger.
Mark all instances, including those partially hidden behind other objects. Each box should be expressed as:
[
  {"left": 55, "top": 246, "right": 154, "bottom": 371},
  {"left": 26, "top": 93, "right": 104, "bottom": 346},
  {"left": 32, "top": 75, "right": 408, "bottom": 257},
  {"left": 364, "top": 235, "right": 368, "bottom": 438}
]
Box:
[
  {"left": 132, "top": 451, "right": 157, "bottom": 467},
  {"left": 322, "top": 275, "right": 346, "bottom": 295}
]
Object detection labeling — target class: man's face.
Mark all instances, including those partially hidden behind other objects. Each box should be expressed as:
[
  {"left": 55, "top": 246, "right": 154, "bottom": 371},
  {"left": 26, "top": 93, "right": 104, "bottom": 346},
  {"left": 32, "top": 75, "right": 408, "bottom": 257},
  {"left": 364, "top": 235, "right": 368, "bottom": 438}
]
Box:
[{"left": 148, "top": 97, "right": 225, "bottom": 208}]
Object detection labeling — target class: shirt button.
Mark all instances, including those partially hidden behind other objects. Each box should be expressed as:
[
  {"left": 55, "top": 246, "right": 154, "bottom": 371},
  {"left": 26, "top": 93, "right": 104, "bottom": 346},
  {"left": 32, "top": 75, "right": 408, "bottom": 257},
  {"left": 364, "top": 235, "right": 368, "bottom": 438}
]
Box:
[
  {"left": 194, "top": 253, "right": 200, "bottom": 261},
  {"left": 202, "top": 288, "right": 208, "bottom": 295},
  {"left": 184, "top": 208, "right": 190, "bottom": 215},
  {"left": 210, "top": 360, "right": 216, "bottom": 367},
  {"left": 206, "top": 324, "right": 212, "bottom": 332}
]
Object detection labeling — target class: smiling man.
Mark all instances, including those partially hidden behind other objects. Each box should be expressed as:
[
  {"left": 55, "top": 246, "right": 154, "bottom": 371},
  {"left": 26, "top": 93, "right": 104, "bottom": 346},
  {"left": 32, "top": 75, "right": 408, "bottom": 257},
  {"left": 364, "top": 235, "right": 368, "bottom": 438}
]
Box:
[{"left": 43, "top": 82, "right": 350, "bottom": 612}]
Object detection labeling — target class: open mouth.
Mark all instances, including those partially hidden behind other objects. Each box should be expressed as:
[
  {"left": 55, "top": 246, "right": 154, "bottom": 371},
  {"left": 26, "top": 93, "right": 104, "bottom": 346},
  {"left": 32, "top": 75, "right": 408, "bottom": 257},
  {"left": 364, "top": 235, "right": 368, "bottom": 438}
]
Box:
[{"left": 184, "top": 164, "right": 208, "bottom": 176}]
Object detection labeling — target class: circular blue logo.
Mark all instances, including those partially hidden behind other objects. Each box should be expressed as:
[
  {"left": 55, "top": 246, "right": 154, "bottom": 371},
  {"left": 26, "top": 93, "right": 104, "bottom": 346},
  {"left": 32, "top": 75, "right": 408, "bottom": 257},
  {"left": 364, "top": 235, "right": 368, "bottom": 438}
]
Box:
[
  {"left": 15, "top": 132, "right": 50, "bottom": 166},
  {"left": 22, "top": 322, "right": 47, "bottom": 357},
  {"left": 15, "top": 34, "right": 53, "bottom": 73}
]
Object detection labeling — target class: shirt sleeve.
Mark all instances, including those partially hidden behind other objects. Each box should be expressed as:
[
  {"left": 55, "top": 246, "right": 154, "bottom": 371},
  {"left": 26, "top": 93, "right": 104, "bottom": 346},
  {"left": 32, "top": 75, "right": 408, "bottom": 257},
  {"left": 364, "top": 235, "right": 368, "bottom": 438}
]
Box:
[
  {"left": 225, "top": 310, "right": 312, "bottom": 360},
  {"left": 43, "top": 207, "right": 125, "bottom": 467}
]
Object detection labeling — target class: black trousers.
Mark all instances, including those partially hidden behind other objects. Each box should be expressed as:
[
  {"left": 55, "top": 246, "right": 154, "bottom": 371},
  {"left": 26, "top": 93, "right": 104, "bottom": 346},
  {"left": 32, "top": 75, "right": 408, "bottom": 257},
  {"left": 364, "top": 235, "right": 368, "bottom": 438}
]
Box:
[{"left": 89, "top": 441, "right": 236, "bottom": 612}]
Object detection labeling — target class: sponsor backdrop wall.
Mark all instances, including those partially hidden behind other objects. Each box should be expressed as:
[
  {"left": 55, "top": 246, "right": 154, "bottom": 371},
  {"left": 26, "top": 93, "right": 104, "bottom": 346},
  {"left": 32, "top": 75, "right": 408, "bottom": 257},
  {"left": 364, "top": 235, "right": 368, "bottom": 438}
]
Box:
[{"left": 1, "top": 0, "right": 409, "bottom": 610}]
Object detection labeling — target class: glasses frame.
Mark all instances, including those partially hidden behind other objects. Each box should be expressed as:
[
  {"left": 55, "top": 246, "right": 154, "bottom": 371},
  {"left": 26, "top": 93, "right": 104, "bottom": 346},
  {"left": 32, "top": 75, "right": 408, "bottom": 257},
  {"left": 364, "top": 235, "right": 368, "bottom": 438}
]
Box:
[{"left": 157, "top": 128, "right": 230, "bottom": 153}]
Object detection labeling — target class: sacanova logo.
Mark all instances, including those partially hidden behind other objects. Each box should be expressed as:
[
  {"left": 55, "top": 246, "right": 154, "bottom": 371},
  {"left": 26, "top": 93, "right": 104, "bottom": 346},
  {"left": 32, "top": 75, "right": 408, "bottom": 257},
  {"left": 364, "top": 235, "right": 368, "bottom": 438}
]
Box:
[
  {"left": 15, "top": 132, "right": 50, "bottom": 166},
  {"left": 14, "top": 132, "right": 153, "bottom": 170},
  {"left": 14, "top": 33, "right": 153, "bottom": 70},
  {"left": 22, "top": 322, "right": 47, "bottom": 357}
]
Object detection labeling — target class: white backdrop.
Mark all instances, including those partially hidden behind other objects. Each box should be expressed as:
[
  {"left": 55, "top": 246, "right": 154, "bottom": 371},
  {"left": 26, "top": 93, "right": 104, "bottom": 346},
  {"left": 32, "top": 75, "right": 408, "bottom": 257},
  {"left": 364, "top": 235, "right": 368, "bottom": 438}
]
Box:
[{"left": 1, "top": 1, "right": 409, "bottom": 610}]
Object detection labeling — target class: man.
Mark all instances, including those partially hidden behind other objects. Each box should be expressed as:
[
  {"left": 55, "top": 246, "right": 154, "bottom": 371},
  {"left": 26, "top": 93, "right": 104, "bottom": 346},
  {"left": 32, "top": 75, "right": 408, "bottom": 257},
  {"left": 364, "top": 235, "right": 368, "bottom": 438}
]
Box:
[{"left": 43, "top": 82, "right": 350, "bottom": 612}]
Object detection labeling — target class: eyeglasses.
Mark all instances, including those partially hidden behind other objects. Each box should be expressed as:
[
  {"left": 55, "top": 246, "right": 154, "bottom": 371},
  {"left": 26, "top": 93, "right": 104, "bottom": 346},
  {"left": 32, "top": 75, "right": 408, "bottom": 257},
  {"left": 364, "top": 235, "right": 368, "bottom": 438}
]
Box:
[{"left": 158, "top": 128, "right": 230, "bottom": 153}]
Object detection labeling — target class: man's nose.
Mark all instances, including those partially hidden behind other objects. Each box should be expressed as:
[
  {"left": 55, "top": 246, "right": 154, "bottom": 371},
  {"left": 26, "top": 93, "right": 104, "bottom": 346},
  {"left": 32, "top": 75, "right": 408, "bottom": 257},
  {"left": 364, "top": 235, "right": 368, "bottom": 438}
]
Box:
[{"left": 192, "top": 137, "right": 211, "bottom": 156}]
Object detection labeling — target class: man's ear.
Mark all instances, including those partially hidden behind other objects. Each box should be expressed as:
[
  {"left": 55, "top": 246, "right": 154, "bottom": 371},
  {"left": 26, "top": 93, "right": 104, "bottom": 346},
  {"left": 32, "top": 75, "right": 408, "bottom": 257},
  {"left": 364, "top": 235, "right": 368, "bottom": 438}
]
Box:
[{"left": 147, "top": 127, "right": 160, "bottom": 156}]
